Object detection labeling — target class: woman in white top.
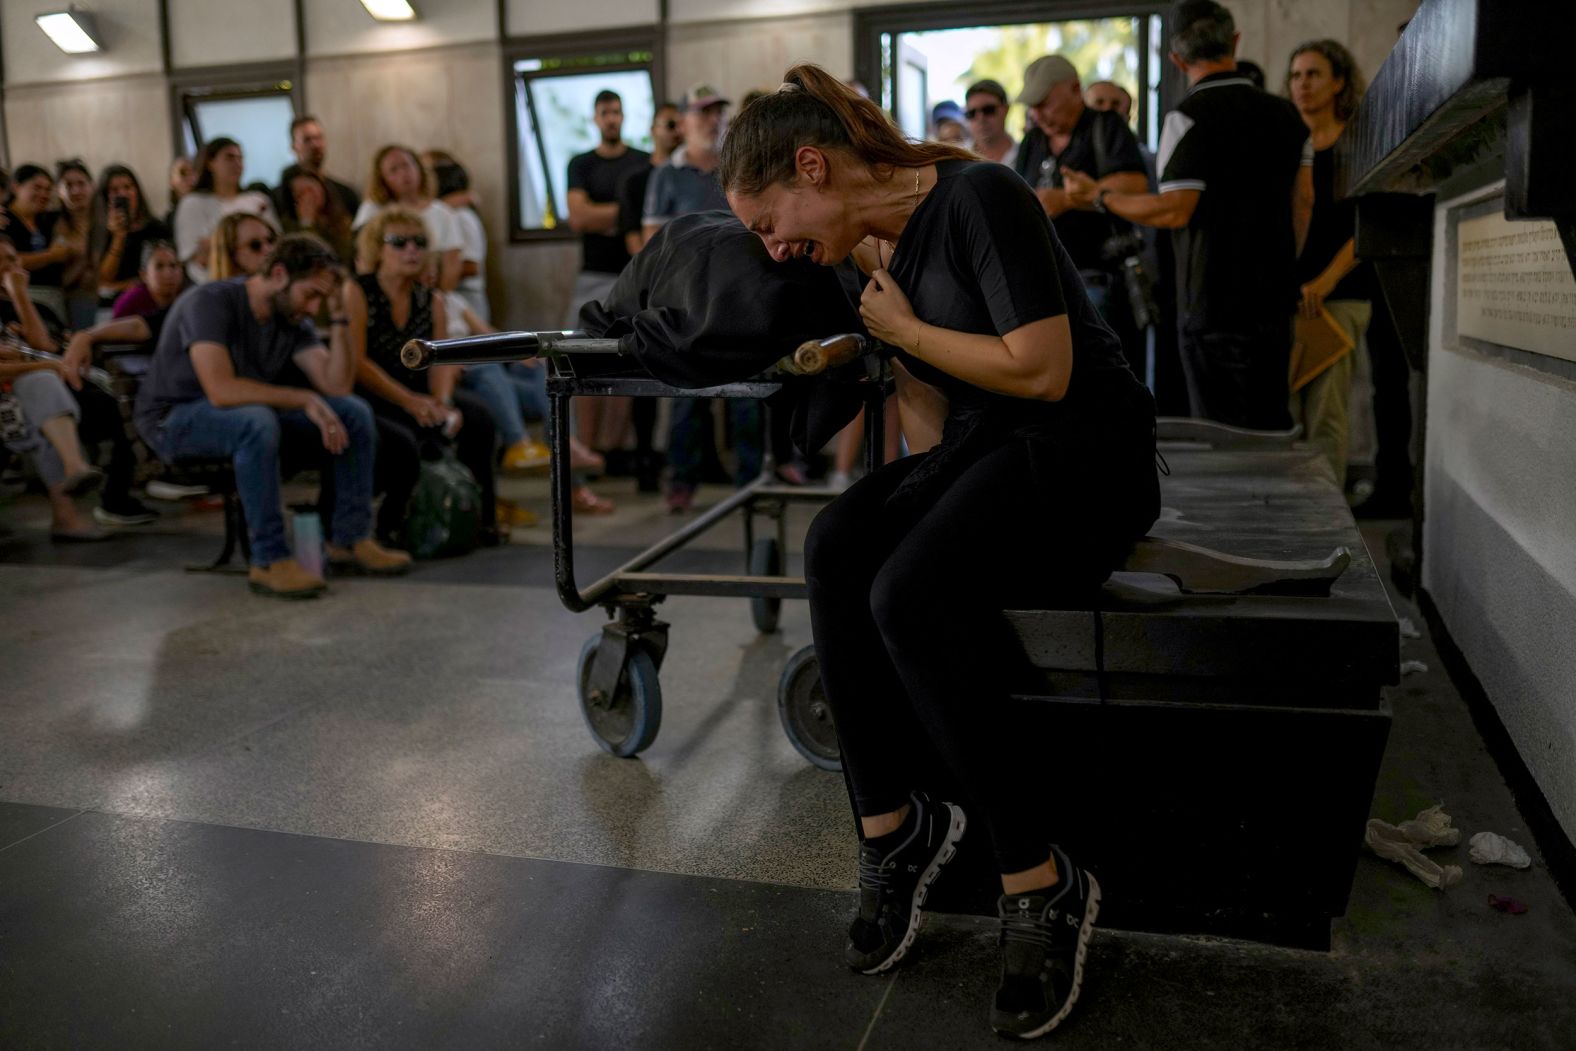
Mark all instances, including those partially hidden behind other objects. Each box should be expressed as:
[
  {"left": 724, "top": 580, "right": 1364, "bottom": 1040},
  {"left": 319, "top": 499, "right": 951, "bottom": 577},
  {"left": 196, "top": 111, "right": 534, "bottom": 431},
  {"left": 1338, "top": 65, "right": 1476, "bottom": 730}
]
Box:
[
  {"left": 173, "top": 136, "right": 278, "bottom": 284},
  {"left": 352, "top": 145, "right": 462, "bottom": 291}
]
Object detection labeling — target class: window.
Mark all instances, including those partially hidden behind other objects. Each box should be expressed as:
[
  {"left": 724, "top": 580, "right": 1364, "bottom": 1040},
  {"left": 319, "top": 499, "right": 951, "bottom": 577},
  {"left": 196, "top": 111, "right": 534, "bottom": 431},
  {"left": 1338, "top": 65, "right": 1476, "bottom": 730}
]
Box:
[
  {"left": 508, "top": 45, "right": 657, "bottom": 240},
  {"left": 860, "top": 5, "right": 1168, "bottom": 153},
  {"left": 177, "top": 79, "right": 298, "bottom": 190}
]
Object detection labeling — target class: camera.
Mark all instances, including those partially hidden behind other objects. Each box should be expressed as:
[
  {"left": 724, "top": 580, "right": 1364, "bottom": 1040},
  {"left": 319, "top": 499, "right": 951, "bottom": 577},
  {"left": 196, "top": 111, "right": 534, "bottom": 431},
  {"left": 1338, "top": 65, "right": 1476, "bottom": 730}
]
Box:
[
  {"left": 1101, "top": 230, "right": 1160, "bottom": 332},
  {"left": 111, "top": 195, "right": 130, "bottom": 217}
]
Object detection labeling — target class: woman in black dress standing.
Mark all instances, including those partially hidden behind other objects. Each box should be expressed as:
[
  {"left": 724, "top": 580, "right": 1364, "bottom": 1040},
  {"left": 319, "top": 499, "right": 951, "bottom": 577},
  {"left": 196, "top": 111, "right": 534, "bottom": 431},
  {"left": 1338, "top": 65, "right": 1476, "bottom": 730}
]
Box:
[{"left": 719, "top": 66, "right": 1159, "bottom": 1039}]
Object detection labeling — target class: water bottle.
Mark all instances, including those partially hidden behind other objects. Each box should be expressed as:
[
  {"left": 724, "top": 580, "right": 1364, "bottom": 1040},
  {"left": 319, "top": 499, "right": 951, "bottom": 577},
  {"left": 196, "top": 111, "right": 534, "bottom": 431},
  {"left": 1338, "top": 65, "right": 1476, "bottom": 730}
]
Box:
[{"left": 291, "top": 505, "right": 325, "bottom": 577}]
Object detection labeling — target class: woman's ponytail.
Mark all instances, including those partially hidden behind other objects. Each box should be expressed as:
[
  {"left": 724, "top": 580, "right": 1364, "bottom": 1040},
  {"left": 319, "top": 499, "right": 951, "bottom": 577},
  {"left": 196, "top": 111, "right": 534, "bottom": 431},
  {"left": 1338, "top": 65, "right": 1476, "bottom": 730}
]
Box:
[{"left": 719, "top": 63, "right": 974, "bottom": 197}]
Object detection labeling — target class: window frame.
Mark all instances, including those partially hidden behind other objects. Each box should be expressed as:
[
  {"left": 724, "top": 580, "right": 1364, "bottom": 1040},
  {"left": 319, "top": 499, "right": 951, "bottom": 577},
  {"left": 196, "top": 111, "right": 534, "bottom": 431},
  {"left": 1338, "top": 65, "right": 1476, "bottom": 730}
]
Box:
[
  {"left": 501, "top": 26, "right": 664, "bottom": 244},
  {"left": 169, "top": 62, "right": 301, "bottom": 166},
  {"left": 853, "top": 0, "right": 1177, "bottom": 152}
]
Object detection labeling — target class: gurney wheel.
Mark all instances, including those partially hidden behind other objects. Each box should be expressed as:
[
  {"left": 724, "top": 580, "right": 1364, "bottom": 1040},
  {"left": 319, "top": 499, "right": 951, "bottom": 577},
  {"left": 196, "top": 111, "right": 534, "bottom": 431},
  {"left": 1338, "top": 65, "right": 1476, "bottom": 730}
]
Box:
[
  {"left": 577, "top": 635, "right": 662, "bottom": 758},
  {"left": 778, "top": 645, "right": 841, "bottom": 771},
  {"left": 750, "top": 537, "right": 783, "bottom": 634}
]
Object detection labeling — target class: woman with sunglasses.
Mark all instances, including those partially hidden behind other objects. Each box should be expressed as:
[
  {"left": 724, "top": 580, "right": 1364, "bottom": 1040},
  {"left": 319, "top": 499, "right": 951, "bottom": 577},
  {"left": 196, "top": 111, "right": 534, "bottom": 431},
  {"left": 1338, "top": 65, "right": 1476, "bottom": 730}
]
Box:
[
  {"left": 342, "top": 207, "right": 499, "bottom": 547},
  {"left": 353, "top": 145, "right": 463, "bottom": 293},
  {"left": 208, "top": 212, "right": 279, "bottom": 282},
  {"left": 719, "top": 65, "right": 1159, "bottom": 1039}
]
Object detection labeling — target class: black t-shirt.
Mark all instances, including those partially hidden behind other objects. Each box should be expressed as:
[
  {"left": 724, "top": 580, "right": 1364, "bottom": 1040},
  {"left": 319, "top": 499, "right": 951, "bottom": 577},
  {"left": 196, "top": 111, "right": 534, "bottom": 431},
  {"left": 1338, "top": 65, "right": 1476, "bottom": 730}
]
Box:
[
  {"left": 103, "top": 218, "right": 174, "bottom": 284},
  {"left": 1297, "top": 144, "right": 1372, "bottom": 302},
  {"left": 272, "top": 165, "right": 362, "bottom": 228},
  {"left": 567, "top": 146, "right": 651, "bottom": 275},
  {"left": 886, "top": 160, "right": 1136, "bottom": 432},
  {"left": 1012, "top": 108, "right": 1148, "bottom": 273},
  {"left": 133, "top": 278, "right": 321, "bottom": 441},
  {"left": 1158, "top": 72, "right": 1312, "bottom": 328},
  {"left": 617, "top": 165, "right": 655, "bottom": 241},
  {"left": 4, "top": 210, "right": 66, "bottom": 288}
]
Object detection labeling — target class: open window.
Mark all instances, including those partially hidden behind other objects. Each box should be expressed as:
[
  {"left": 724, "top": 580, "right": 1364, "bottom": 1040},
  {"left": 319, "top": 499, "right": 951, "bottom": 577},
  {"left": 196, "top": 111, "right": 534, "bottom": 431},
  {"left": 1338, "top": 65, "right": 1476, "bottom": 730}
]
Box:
[
  {"left": 174, "top": 73, "right": 299, "bottom": 190},
  {"left": 859, "top": 5, "right": 1170, "bottom": 152},
  {"left": 505, "top": 35, "right": 659, "bottom": 241}
]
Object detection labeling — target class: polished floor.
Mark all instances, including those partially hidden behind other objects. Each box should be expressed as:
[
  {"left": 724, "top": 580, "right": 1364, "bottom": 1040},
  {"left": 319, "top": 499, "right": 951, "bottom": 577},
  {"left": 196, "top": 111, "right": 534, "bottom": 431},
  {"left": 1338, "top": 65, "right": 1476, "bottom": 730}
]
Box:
[{"left": 3, "top": 476, "right": 1575, "bottom": 1049}]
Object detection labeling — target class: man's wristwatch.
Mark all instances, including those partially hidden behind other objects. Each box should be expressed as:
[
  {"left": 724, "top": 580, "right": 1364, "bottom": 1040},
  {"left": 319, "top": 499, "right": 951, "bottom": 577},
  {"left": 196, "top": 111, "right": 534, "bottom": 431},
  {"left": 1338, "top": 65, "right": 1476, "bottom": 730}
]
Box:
[{"left": 1093, "top": 188, "right": 1111, "bottom": 214}]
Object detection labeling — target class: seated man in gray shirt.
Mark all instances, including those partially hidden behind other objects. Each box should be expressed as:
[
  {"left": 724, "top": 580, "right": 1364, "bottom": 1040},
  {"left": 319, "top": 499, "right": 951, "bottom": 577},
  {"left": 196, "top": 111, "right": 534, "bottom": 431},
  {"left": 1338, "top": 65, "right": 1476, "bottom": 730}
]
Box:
[{"left": 134, "top": 234, "right": 410, "bottom": 597}]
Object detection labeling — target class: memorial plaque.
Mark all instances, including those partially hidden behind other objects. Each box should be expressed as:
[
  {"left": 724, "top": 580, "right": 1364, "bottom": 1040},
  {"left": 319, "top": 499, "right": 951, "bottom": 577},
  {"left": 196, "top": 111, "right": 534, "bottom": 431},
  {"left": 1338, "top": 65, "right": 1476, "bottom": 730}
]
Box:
[{"left": 1457, "top": 210, "right": 1576, "bottom": 361}]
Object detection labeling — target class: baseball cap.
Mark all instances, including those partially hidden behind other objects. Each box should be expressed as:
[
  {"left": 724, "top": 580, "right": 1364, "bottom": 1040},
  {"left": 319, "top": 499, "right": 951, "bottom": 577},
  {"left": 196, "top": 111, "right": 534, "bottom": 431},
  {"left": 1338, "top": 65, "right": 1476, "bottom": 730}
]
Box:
[
  {"left": 1015, "top": 55, "right": 1079, "bottom": 106},
  {"left": 683, "top": 83, "right": 731, "bottom": 111},
  {"left": 931, "top": 100, "right": 965, "bottom": 127}
]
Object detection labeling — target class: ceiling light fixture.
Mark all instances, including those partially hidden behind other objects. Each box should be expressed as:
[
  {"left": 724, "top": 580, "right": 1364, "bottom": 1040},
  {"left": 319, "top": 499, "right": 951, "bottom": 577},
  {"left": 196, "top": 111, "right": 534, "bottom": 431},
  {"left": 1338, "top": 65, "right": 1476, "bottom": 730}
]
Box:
[
  {"left": 359, "top": 0, "right": 419, "bottom": 21},
  {"left": 35, "top": 7, "right": 103, "bottom": 54}
]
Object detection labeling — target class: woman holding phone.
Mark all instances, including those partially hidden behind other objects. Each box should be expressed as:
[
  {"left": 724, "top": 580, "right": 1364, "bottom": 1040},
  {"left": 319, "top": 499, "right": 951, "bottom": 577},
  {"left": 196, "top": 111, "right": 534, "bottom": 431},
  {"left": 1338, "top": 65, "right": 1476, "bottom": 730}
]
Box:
[{"left": 95, "top": 164, "right": 172, "bottom": 300}]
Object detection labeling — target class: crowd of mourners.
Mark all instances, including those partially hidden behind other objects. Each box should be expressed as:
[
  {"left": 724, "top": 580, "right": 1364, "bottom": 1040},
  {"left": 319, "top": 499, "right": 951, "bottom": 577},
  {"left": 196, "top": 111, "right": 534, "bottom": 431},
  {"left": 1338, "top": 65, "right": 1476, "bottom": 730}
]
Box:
[{"left": 0, "top": 0, "right": 1409, "bottom": 598}]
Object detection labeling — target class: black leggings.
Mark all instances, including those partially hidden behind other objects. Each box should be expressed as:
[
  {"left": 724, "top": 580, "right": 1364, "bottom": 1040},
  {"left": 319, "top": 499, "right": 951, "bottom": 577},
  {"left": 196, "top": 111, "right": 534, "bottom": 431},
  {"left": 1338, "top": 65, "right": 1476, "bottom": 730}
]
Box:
[
  {"left": 805, "top": 435, "right": 1155, "bottom": 873},
  {"left": 73, "top": 384, "right": 136, "bottom": 506}
]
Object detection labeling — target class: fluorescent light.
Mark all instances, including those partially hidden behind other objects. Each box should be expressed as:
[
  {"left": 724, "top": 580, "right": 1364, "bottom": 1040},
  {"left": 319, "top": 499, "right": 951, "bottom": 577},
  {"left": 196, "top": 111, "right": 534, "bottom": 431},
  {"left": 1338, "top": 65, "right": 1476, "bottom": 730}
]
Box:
[
  {"left": 35, "top": 9, "right": 103, "bottom": 54},
  {"left": 359, "top": 0, "right": 418, "bottom": 20}
]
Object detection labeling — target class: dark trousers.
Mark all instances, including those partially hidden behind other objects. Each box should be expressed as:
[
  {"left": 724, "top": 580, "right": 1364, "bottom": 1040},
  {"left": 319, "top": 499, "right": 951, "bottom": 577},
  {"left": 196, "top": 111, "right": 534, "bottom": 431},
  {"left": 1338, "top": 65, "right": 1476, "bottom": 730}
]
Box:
[
  {"left": 360, "top": 390, "right": 496, "bottom": 539},
  {"left": 73, "top": 384, "right": 136, "bottom": 507},
  {"left": 1366, "top": 293, "right": 1415, "bottom": 506},
  {"left": 1178, "top": 315, "right": 1294, "bottom": 431},
  {"left": 805, "top": 433, "right": 1157, "bottom": 873}
]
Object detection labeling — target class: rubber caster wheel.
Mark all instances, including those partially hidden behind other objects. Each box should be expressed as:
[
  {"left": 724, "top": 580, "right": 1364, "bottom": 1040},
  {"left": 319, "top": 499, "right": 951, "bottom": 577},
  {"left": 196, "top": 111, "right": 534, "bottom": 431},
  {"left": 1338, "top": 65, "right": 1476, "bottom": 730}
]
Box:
[
  {"left": 578, "top": 635, "right": 662, "bottom": 757},
  {"left": 749, "top": 536, "right": 783, "bottom": 634},
  {"left": 777, "top": 645, "right": 841, "bottom": 771}
]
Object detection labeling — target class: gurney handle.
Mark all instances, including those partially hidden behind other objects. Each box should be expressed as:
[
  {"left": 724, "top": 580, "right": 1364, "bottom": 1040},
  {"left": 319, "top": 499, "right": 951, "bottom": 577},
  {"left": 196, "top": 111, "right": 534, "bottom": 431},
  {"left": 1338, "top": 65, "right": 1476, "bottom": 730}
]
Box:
[
  {"left": 401, "top": 331, "right": 625, "bottom": 370},
  {"left": 780, "top": 333, "right": 870, "bottom": 376}
]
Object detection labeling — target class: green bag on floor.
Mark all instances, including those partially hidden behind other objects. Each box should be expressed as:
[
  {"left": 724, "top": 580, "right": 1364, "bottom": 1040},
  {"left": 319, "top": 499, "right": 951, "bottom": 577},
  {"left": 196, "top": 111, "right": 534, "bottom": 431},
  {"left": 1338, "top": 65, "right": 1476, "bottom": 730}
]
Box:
[{"left": 404, "top": 451, "right": 482, "bottom": 559}]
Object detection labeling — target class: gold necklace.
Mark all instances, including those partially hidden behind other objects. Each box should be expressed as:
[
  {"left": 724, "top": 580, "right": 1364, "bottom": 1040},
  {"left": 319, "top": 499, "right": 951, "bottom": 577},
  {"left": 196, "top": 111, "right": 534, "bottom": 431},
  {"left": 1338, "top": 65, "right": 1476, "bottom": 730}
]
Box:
[{"left": 914, "top": 167, "right": 921, "bottom": 198}]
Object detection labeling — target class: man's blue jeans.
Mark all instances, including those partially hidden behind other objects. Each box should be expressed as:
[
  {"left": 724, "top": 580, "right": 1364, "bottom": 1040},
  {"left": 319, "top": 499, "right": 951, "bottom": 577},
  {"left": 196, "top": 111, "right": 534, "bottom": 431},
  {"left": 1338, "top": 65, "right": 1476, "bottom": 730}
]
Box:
[
  {"left": 149, "top": 396, "right": 377, "bottom": 566},
  {"left": 460, "top": 362, "right": 549, "bottom": 447},
  {"left": 668, "top": 397, "right": 763, "bottom": 488}
]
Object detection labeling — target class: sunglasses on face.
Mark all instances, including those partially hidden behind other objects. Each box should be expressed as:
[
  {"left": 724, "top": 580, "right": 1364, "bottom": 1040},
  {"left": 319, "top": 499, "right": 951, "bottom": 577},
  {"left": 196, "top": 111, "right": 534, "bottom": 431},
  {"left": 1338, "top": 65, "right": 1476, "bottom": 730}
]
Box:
[
  {"left": 244, "top": 237, "right": 275, "bottom": 253},
  {"left": 384, "top": 234, "right": 429, "bottom": 250},
  {"left": 966, "top": 104, "right": 1002, "bottom": 119}
]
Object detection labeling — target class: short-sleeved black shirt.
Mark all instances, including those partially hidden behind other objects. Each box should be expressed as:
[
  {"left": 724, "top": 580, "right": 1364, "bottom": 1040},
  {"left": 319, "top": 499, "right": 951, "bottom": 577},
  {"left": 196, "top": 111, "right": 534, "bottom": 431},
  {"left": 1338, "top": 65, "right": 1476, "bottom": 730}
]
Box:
[
  {"left": 134, "top": 278, "right": 321, "bottom": 441},
  {"left": 1158, "top": 72, "right": 1312, "bottom": 328},
  {"left": 886, "top": 161, "right": 1138, "bottom": 440},
  {"left": 617, "top": 165, "right": 654, "bottom": 242},
  {"left": 0, "top": 295, "right": 66, "bottom": 347},
  {"left": 1297, "top": 144, "right": 1372, "bottom": 302},
  {"left": 3, "top": 210, "right": 66, "bottom": 288},
  {"left": 567, "top": 146, "right": 651, "bottom": 275},
  {"left": 102, "top": 218, "right": 174, "bottom": 285},
  {"left": 1012, "top": 108, "right": 1148, "bottom": 273}
]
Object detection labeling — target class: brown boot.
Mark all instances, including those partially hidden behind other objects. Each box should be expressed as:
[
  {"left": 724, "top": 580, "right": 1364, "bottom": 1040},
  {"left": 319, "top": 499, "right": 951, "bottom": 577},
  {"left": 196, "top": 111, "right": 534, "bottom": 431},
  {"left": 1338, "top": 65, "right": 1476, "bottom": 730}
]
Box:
[
  {"left": 326, "top": 537, "right": 413, "bottom": 576},
  {"left": 248, "top": 558, "right": 327, "bottom": 599}
]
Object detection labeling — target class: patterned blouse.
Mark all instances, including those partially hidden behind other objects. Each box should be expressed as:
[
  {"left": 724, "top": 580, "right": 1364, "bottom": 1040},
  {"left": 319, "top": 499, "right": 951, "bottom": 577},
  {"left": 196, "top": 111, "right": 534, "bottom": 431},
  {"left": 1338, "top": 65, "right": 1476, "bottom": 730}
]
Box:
[{"left": 356, "top": 272, "right": 434, "bottom": 395}]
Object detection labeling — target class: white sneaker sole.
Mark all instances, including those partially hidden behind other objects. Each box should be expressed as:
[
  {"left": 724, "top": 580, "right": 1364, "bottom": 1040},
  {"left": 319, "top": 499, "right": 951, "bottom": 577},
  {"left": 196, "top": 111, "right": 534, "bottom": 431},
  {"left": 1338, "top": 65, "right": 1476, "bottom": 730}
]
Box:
[
  {"left": 860, "top": 801, "right": 968, "bottom": 975},
  {"left": 1001, "top": 872, "right": 1102, "bottom": 1040}
]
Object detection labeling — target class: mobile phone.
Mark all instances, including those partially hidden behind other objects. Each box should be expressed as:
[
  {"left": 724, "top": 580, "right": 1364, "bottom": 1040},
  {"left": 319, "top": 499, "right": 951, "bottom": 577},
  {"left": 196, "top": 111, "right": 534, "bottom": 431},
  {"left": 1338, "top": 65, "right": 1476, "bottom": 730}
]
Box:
[{"left": 112, "top": 196, "right": 130, "bottom": 216}]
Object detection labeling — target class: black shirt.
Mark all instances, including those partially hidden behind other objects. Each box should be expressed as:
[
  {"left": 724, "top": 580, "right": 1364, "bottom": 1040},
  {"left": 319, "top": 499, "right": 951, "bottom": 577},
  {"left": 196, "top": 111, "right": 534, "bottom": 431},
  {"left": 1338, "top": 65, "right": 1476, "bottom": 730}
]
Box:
[
  {"left": 273, "top": 166, "right": 362, "bottom": 227},
  {"left": 4, "top": 210, "right": 66, "bottom": 288},
  {"left": 567, "top": 146, "right": 651, "bottom": 275},
  {"left": 0, "top": 296, "right": 66, "bottom": 347},
  {"left": 617, "top": 164, "right": 655, "bottom": 243},
  {"left": 355, "top": 273, "right": 434, "bottom": 396},
  {"left": 102, "top": 218, "right": 174, "bottom": 284},
  {"left": 882, "top": 161, "right": 1142, "bottom": 496},
  {"left": 1158, "top": 72, "right": 1312, "bottom": 328},
  {"left": 1012, "top": 108, "right": 1148, "bottom": 273},
  {"left": 1297, "top": 144, "right": 1372, "bottom": 302}
]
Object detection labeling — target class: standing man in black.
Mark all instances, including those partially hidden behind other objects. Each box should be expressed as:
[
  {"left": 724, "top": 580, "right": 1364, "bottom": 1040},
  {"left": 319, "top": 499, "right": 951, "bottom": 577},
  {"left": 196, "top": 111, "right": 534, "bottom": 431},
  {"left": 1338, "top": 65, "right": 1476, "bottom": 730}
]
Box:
[
  {"left": 565, "top": 90, "right": 651, "bottom": 487},
  {"left": 1066, "top": 0, "right": 1312, "bottom": 430},
  {"left": 1012, "top": 55, "right": 1151, "bottom": 380},
  {"left": 274, "top": 117, "right": 361, "bottom": 227}
]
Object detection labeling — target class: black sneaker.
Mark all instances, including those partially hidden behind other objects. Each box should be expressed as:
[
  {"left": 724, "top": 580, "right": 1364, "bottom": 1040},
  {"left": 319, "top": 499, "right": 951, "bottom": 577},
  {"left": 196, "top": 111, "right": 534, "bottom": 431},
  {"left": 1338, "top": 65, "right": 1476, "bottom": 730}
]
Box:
[
  {"left": 844, "top": 790, "right": 967, "bottom": 974},
  {"left": 991, "top": 846, "right": 1101, "bottom": 1040}
]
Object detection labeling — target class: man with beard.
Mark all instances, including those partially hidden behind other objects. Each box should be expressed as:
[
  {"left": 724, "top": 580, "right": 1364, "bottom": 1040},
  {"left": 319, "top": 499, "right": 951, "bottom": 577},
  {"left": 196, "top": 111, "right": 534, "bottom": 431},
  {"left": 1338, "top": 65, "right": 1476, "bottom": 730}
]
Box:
[
  {"left": 134, "top": 234, "right": 407, "bottom": 597},
  {"left": 565, "top": 90, "right": 651, "bottom": 324}
]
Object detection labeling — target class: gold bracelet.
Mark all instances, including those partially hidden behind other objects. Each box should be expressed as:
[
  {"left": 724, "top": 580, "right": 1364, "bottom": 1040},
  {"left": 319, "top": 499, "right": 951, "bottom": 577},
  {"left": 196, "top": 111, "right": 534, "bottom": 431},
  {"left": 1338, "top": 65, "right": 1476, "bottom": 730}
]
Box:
[{"left": 913, "top": 321, "right": 924, "bottom": 356}]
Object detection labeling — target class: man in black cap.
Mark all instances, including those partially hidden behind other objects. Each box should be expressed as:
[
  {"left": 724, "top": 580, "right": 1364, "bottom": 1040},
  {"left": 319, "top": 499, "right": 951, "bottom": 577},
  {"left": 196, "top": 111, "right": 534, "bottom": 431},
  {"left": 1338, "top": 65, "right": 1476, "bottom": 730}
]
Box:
[
  {"left": 1013, "top": 54, "right": 1151, "bottom": 379},
  {"left": 1065, "top": 0, "right": 1313, "bottom": 430}
]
